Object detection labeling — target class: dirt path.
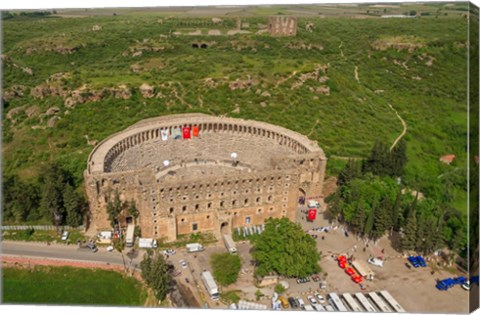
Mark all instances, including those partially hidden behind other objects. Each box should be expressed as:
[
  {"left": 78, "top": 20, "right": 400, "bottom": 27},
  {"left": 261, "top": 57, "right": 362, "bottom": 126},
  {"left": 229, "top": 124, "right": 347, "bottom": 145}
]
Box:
[
  {"left": 354, "top": 65, "right": 360, "bottom": 82},
  {"left": 275, "top": 70, "right": 297, "bottom": 88},
  {"left": 387, "top": 103, "right": 407, "bottom": 151},
  {"left": 307, "top": 118, "right": 320, "bottom": 137}
]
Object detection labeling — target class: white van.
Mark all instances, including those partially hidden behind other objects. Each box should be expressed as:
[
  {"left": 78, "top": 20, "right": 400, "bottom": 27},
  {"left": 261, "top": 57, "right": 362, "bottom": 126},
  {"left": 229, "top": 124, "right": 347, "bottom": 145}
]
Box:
[
  {"left": 296, "top": 297, "right": 305, "bottom": 309},
  {"left": 368, "top": 257, "right": 384, "bottom": 267}
]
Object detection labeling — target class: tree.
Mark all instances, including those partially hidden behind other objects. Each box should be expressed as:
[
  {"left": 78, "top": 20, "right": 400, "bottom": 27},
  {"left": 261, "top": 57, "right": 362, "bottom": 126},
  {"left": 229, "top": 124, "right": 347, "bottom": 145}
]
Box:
[
  {"left": 64, "top": 184, "right": 85, "bottom": 227},
  {"left": 401, "top": 209, "right": 417, "bottom": 251},
  {"left": 326, "top": 190, "right": 343, "bottom": 220},
  {"left": 128, "top": 199, "right": 139, "bottom": 219},
  {"left": 391, "top": 139, "right": 407, "bottom": 177},
  {"left": 210, "top": 253, "right": 241, "bottom": 286},
  {"left": 252, "top": 218, "right": 320, "bottom": 278},
  {"left": 363, "top": 204, "right": 376, "bottom": 238},
  {"left": 39, "top": 162, "right": 72, "bottom": 226},
  {"left": 391, "top": 188, "right": 403, "bottom": 231},
  {"left": 274, "top": 283, "right": 286, "bottom": 294},
  {"left": 337, "top": 159, "right": 361, "bottom": 187},
  {"left": 106, "top": 190, "right": 123, "bottom": 227},
  {"left": 371, "top": 198, "right": 393, "bottom": 240},
  {"left": 140, "top": 250, "right": 171, "bottom": 301},
  {"left": 350, "top": 202, "right": 367, "bottom": 235}
]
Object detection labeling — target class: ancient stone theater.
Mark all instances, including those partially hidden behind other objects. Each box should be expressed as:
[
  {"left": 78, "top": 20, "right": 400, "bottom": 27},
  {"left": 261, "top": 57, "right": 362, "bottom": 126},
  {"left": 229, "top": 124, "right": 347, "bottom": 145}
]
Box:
[{"left": 84, "top": 114, "right": 327, "bottom": 241}]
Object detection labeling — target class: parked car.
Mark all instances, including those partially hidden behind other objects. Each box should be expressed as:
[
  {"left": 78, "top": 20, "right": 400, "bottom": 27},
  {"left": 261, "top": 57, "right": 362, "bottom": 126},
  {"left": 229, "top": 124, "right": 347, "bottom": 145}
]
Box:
[
  {"left": 345, "top": 267, "right": 355, "bottom": 276},
  {"left": 315, "top": 294, "right": 325, "bottom": 304},
  {"left": 368, "top": 257, "right": 385, "bottom": 267},
  {"left": 416, "top": 255, "right": 427, "bottom": 267},
  {"left": 408, "top": 256, "right": 420, "bottom": 268},
  {"left": 352, "top": 275, "right": 363, "bottom": 283},
  {"left": 61, "top": 231, "right": 69, "bottom": 241},
  {"left": 163, "top": 249, "right": 176, "bottom": 256},
  {"left": 86, "top": 242, "right": 98, "bottom": 253},
  {"left": 296, "top": 277, "right": 310, "bottom": 284},
  {"left": 462, "top": 281, "right": 471, "bottom": 291},
  {"left": 106, "top": 245, "right": 114, "bottom": 252},
  {"left": 288, "top": 297, "right": 299, "bottom": 309},
  {"left": 307, "top": 296, "right": 318, "bottom": 305},
  {"left": 296, "top": 297, "right": 305, "bottom": 309}
]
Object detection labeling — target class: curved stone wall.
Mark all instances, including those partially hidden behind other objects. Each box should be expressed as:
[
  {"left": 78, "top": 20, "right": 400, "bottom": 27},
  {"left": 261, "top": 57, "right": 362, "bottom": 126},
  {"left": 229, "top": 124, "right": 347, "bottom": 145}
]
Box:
[
  {"left": 84, "top": 113, "right": 327, "bottom": 242},
  {"left": 86, "top": 113, "right": 324, "bottom": 175}
]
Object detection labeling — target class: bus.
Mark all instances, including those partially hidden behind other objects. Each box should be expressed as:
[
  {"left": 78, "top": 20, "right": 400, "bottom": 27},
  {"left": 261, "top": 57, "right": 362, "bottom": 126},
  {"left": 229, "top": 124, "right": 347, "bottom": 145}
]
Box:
[
  {"left": 378, "top": 290, "right": 406, "bottom": 312},
  {"left": 327, "top": 293, "right": 348, "bottom": 312},
  {"left": 368, "top": 292, "right": 393, "bottom": 312},
  {"left": 342, "top": 293, "right": 364, "bottom": 312},
  {"left": 354, "top": 293, "right": 377, "bottom": 312}
]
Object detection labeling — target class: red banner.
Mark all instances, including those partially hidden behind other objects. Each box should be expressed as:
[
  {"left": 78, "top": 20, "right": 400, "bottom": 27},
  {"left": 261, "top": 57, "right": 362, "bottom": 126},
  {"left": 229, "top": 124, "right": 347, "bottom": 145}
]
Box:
[
  {"left": 308, "top": 209, "right": 317, "bottom": 221},
  {"left": 182, "top": 127, "right": 191, "bottom": 139},
  {"left": 192, "top": 125, "right": 199, "bottom": 137}
]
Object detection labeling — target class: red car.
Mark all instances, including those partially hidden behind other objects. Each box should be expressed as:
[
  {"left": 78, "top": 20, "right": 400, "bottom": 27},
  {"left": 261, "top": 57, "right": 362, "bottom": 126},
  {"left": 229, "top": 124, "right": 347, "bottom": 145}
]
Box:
[
  {"left": 345, "top": 268, "right": 355, "bottom": 276},
  {"left": 337, "top": 255, "right": 347, "bottom": 262},
  {"left": 352, "top": 275, "right": 363, "bottom": 283},
  {"left": 338, "top": 261, "right": 347, "bottom": 269}
]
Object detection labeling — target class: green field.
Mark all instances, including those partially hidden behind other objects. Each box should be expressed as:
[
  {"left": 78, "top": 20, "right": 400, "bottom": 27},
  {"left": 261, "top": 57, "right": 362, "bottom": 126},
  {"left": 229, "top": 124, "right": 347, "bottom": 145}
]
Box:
[
  {"left": 2, "top": 3, "right": 470, "bottom": 220},
  {"left": 3, "top": 266, "right": 147, "bottom": 306}
]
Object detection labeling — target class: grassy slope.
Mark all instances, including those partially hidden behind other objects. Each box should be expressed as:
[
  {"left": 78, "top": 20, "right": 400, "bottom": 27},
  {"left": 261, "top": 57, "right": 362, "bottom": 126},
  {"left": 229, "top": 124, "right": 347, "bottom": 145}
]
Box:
[
  {"left": 2, "top": 11, "right": 468, "bottom": 209},
  {"left": 3, "top": 266, "right": 147, "bottom": 306}
]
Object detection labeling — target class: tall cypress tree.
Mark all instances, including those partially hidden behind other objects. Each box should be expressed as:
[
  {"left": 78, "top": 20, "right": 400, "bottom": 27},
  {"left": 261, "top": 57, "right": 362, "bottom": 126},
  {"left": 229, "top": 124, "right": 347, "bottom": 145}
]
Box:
[
  {"left": 391, "top": 139, "right": 407, "bottom": 177},
  {"left": 401, "top": 207, "right": 417, "bottom": 251},
  {"left": 364, "top": 204, "right": 376, "bottom": 238},
  {"left": 391, "top": 188, "right": 402, "bottom": 231},
  {"left": 337, "top": 159, "right": 361, "bottom": 187},
  {"left": 372, "top": 198, "right": 393, "bottom": 240},
  {"left": 351, "top": 202, "right": 367, "bottom": 235},
  {"left": 40, "top": 162, "right": 70, "bottom": 226}
]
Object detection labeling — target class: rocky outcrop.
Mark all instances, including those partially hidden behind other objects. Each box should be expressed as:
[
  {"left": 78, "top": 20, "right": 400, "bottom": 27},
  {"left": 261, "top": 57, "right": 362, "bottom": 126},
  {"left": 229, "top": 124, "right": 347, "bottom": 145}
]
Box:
[
  {"left": 7, "top": 105, "right": 27, "bottom": 122},
  {"left": 139, "top": 83, "right": 155, "bottom": 98},
  {"left": 64, "top": 85, "right": 106, "bottom": 108},
  {"left": 309, "top": 86, "right": 330, "bottom": 96},
  {"left": 25, "top": 105, "right": 40, "bottom": 118},
  {"left": 203, "top": 78, "right": 218, "bottom": 89},
  {"left": 46, "top": 107, "right": 60, "bottom": 116},
  {"left": 47, "top": 116, "right": 61, "bottom": 128},
  {"left": 3, "top": 85, "right": 27, "bottom": 102},
  {"left": 229, "top": 76, "right": 258, "bottom": 90},
  {"left": 111, "top": 85, "right": 132, "bottom": 100}
]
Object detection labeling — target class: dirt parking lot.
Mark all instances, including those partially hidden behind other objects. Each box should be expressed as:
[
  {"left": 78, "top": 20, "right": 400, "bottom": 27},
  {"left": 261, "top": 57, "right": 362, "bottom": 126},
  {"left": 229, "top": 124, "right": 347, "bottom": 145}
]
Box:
[{"left": 164, "top": 205, "right": 469, "bottom": 313}]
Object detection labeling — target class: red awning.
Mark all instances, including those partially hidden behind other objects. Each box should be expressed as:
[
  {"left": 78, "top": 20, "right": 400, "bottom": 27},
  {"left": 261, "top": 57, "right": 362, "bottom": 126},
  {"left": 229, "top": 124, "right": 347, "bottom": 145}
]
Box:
[{"left": 182, "top": 127, "right": 191, "bottom": 139}]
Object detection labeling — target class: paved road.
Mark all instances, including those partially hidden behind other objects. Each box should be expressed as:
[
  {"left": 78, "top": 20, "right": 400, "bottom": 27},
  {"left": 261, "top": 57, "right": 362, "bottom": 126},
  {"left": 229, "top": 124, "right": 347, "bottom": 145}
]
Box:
[{"left": 1, "top": 240, "right": 143, "bottom": 267}]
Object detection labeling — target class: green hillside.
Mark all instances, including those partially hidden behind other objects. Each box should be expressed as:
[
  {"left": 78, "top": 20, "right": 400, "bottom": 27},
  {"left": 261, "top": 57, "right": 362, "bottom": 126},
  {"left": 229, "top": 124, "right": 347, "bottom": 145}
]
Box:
[{"left": 2, "top": 5, "right": 469, "bottom": 217}]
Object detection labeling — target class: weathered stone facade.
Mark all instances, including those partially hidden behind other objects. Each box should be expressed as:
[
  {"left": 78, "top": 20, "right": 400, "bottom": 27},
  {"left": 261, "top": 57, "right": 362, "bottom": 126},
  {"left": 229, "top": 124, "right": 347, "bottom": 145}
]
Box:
[
  {"left": 268, "top": 16, "right": 297, "bottom": 37},
  {"left": 84, "top": 114, "right": 326, "bottom": 242}
]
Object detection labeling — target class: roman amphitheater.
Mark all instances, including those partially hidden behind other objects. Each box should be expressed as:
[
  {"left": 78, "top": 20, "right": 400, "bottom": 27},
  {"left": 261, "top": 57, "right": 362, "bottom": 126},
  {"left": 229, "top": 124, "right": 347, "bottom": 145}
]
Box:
[{"left": 84, "top": 113, "right": 327, "bottom": 242}]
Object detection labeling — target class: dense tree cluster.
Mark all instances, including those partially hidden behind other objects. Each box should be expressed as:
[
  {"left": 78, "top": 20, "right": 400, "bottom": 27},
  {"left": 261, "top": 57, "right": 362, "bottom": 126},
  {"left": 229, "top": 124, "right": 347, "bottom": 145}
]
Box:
[
  {"left": 140, "top": 250, "right": 171, "bottom": 301},
  {"left": 252, "top": 218, "right": 320, "bottom": 278},
  {"left": 329, "top": 141, "right": 467, "bottom": 256},
  {"left": 362, "top": 139, "right": 407, "bottom": 178},
  {"left": 3, "top": 162, "right": 86, "bottom": 227},
  {"left": 210, "top": 253, "right": 241, "bottom": 286},
  {"left": 2, "top": 11, "right": 55, "bottom": 20}
]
